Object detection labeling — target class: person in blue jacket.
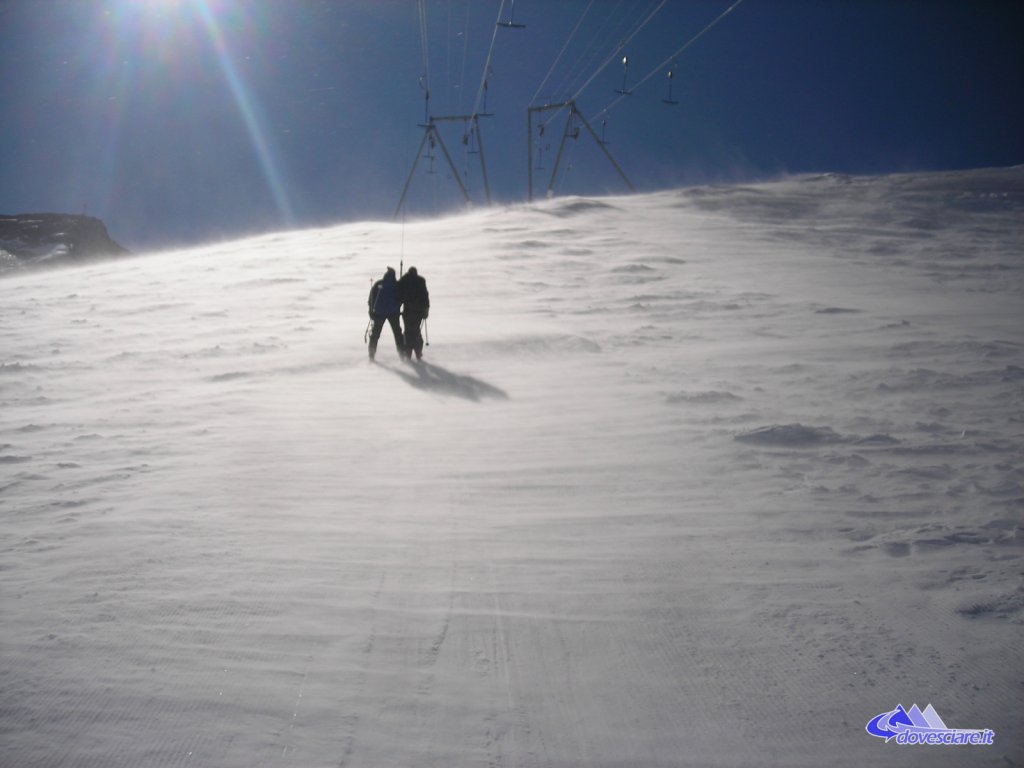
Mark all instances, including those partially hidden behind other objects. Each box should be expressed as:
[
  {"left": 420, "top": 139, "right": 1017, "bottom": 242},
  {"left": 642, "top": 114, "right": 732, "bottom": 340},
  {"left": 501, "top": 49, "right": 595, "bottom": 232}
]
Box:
[{"left": 367, "top": 267, "right": 403, "bottom": 360}]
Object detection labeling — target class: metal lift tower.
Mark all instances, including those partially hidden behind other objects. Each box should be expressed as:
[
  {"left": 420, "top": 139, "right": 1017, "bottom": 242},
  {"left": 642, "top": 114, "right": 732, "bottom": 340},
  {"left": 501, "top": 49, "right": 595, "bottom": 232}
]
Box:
[
  {"left": 394, "top": 114, "right": 492, "bottom": 220},
  {"left": 527, "top": 101, "right": 635, "bottom": 202}
]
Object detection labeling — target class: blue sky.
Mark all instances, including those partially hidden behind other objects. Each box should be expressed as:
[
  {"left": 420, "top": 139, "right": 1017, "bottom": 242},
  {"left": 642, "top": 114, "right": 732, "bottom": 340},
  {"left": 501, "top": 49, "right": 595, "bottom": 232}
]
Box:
[{"left": 2, "top": 0, "right": 1022, "bottom": 250}]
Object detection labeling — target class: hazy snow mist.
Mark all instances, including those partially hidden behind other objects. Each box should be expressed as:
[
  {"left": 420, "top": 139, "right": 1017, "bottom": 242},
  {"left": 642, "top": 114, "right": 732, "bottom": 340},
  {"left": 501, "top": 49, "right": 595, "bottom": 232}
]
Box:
[{"left": 2, "top": 168, "right": 1023, "bottom": 767}]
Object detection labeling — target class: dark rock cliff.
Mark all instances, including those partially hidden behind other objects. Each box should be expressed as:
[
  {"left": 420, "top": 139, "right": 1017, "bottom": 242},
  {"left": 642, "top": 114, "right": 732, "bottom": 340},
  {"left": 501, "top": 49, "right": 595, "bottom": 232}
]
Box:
[{"left": 0, "top": 214, "right": 130, "bottom": 274}]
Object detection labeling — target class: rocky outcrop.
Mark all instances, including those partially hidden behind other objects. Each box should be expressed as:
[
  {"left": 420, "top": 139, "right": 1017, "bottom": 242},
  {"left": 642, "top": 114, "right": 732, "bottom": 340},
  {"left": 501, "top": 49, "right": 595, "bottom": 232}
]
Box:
[{"left": 0, "top": 214, "right": 130, "bottom": 275}]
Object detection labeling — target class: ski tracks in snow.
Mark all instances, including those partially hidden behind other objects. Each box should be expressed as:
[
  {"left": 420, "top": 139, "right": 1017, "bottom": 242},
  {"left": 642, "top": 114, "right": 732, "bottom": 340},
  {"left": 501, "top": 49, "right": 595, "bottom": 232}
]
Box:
[{"left": 334, "top": 483, "right": 573, "bottom": 768}]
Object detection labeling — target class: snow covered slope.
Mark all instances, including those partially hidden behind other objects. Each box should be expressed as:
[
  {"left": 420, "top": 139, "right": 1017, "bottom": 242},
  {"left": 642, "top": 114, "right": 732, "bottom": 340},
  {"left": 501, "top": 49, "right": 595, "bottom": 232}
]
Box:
[{"left": 2, "top": 168, "right": 1022, "bottom": 767}]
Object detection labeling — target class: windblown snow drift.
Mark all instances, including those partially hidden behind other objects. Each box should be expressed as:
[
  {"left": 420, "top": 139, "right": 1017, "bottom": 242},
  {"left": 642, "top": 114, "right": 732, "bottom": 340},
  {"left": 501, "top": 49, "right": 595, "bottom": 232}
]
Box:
[{"left": 1, "top": 168, "right": 1022, "bottom": 767}]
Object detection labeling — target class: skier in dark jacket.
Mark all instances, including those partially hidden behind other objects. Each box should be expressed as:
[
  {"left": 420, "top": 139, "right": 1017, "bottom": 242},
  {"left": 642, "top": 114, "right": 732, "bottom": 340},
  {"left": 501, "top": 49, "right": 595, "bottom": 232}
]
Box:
[
  {"left": 367, "top": 267, "right": 403, "bottom": 360},
  {"left": 397, "top": 266, "right": 430, "bottom": 360}
]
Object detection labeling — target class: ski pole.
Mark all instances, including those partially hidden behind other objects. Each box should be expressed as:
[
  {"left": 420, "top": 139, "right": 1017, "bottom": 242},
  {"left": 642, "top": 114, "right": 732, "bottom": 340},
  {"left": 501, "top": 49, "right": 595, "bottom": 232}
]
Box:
[
  {"left": 424, "top": 318, "right": 429, "bottom": 347},
  {"left": 365, "top": 275, "right": 373, "bottom": 344}
]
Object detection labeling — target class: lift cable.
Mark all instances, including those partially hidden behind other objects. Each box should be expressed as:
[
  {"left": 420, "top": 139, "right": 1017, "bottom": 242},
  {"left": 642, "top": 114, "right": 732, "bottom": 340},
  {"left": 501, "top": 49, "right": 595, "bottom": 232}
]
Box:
[
  {"left": 529, "top": 0, "right": 594, "bottom": 106},
  {"left": 457, "top": 1, "right": 472, "bottom": 113},
  {"left": 445, "top": 0, "right": 452, "bottom": 114},
  {"left": 470, "top": 0, "right": 506, "bottom": 119},
  {"left": 594, "top": 0, "right": 746, "bottom": 122},
  {"left": 565, "top": 0, "right": 665, "bottom": 107},
  {"left": 559, "top": 0, "right": 661, "bottom": 99},
  {"left": 551, "top": 0, "right": 631, "bottom": 104},
  {"left": 544, "top": 0, "right": 665, "bottom": 128},
  {"left": 417, "top": 0, "right": 432, "bottom": 121}
]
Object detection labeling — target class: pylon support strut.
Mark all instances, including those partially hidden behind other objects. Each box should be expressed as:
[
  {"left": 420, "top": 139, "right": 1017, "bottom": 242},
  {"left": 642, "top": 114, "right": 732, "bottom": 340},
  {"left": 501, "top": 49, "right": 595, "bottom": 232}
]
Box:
[
  {"left": 395, "top": 114, "right": 492, "bottom": 219},
  {"left": 527, "top": 101, "right": 634, "bottom": 202}
]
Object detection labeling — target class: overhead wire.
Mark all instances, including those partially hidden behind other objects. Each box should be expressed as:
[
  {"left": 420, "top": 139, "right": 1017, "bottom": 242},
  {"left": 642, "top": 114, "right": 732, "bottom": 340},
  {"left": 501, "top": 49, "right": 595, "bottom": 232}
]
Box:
[
  {"left": 564, "top": 0, "right": 666, "bottom": 106},
  {"left": 529, "top": 0, "right": 594, "bottom": 106},
  {"left": 470, "top": 0, "right": 506, "bottom": 119},
  {"left": 551, "top": 0, "right": 630, "bottom": 103},
  {"left": 445, "top": 0, "right": 452, "bottom": 114},
  {"left": 593, "top": 0, "right": 747, "bottom": 122},
  {"left": 405, "top": 0, "right": 745, "bottom": 210},
  {"left": 620, "top": 0, "right": 666, "bottom": 54},
  {"left": 456, "top": 1, "right": 474, "bottom": 182},
  {"left": 418, "top": 0, "right": 432, "bottom": 118},
  {"left": 540, "top": 0, "right": 666, "bottom": 129},
  {"left": 457, "top": 1, "right": 472, "bottom": 114}
]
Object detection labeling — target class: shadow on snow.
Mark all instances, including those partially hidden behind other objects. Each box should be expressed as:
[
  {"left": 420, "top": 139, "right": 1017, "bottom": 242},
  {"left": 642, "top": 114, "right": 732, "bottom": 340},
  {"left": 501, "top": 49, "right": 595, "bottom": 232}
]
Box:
[{"left": 376, "top": 359, "right": 509, "bottom": 402}]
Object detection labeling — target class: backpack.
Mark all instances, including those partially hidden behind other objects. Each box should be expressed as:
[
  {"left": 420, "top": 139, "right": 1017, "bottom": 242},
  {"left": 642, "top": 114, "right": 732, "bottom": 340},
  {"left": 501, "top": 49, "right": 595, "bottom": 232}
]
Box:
[
  {"left": 367, "top": 280, "right": 381, "bottom": 318},
  {"left": 399, "top": 273, "right": 430, "bottom": 314}
]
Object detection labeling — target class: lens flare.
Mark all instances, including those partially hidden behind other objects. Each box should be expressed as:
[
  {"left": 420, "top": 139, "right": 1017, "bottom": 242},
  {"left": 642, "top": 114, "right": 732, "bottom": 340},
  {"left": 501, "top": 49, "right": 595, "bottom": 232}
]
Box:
[{"left": 188, "top": 0, "right": 294, "bottom": 226}]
